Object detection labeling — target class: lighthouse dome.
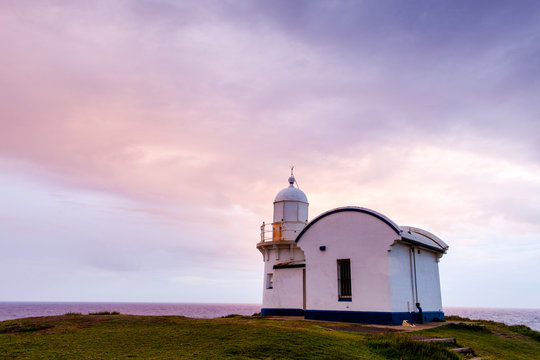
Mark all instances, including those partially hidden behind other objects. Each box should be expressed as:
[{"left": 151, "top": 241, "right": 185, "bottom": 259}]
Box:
[{"left": 274, "top": 175, "right": 308, "bottom": 203}]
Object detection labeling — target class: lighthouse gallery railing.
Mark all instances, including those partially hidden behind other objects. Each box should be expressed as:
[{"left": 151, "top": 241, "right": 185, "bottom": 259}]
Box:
[{"left": 260, "top": 221, "right": 307, "bottom": 242}]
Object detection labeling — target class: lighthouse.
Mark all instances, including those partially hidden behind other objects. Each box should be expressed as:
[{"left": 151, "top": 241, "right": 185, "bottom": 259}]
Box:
[
  {"left": 257, "top": 170, "right": 309, "bottom": 316},
  {"left": 257, "top": 170, "right": 448, "bottom": 324}
]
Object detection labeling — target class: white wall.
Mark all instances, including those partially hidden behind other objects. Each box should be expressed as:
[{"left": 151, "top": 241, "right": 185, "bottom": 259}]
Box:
[
  {"left": 387, "top": 242, "right": 444, "bottom": 314},
  {"left": 262, "top": 266, "right": 304, "bottom": 309},
  {"left": 298, "top": 211, "right": 399, "bottom": 312},
  {"left": 388, "top": 242, "right": 415, "bottom": 313},
  {"left": 259, "top": 241, "right": 305, "bottom": 309},
  {"left": 414, "top": 248, "right": 443, "bottom": 312}
]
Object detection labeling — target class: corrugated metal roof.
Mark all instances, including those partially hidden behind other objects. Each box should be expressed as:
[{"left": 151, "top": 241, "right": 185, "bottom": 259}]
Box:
[{"left": 400, "top": 226, "right": 448, "bottom": 253}]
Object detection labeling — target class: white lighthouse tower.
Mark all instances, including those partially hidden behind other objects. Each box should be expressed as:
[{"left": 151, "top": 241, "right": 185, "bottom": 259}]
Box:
[{"left": 257, "top": 169, "right": 309, "bottom": 316}]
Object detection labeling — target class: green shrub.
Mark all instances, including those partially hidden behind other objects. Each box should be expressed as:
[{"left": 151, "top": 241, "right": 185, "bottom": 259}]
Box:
[
  {"left": 508, "top": 324, "right": 540, "bottom": 342},
  {"left": 88, "top": 311, "right": 120, "bottom": 315},
  {"left": 221, "top": 314, "right": 250, "bottom": 319},
  {"left": 444, "top": 315, "right": 472, "bottom": 322}
]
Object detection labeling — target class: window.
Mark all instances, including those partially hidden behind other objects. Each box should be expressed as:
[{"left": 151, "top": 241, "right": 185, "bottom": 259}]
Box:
[
  {"left": 266, "top": 273, "right": 273, "bottom": 289},
  {"left": 337, "top": 259, "right": 352, "bottom": 301},
  {"left": 284, "top": 202, "right": 299, "bottom": 221}
]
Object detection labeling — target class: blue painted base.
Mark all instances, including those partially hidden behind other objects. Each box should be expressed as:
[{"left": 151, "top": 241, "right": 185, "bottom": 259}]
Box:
[
  {"left": 418, "top": 311, "right": 445, "bottom": 323},
  {"left": 262, "top": 308, "right": 444, "bottom": 324},
  {"left": 261, "top": 308, "right": 305, "bottom": 316},
  {"left": 304, "top": 310, "right": 445, "bottom": 325}
]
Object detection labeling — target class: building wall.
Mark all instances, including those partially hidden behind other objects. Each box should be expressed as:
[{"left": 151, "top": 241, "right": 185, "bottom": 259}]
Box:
[
  {"left": 259, "top": 242, "right": 305, "bottom": 312},
  {"left": 262, "top": 266, "right": 304, "bottom": 311},
  {"left": 298, "top": 211, "right": 399, "bottom": 312},
  {"left": 388, "top": 242, "right": 415, "bottom": 313},
  {"left": 388, "top": 241, "right": 444, "bottom": 319},
  {"left": 414, "top": 248, "right": 443, "bottom": 312}
]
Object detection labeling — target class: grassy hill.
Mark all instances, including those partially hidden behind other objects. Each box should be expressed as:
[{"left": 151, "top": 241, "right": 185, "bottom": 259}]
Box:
[{"left": 0, "top": 313, "right": 538, "bottom": 359}]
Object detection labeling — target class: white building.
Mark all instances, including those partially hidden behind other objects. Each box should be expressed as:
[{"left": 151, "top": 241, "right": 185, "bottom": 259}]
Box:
[{"left": 257, "top": 173, "right": 448, "bottom": 325}]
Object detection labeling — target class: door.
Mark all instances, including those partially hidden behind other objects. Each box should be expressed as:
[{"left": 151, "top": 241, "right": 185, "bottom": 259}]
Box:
[{"left": 302, "top": 268, "right": 306, "bottom": 310}]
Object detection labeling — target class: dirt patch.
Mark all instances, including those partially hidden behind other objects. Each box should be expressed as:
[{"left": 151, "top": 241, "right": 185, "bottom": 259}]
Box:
[
  {"left": 0, "top": 323, "right": 54, "bottom": 334},
  {"left": 490, "top": 329, "right": 514, "bottom": 339},
  {"left": 408, "top": 335, "right": 437, "bottom": 340},
  {"left": 323, "top": 325, "right": 401, "bottom": 334}
]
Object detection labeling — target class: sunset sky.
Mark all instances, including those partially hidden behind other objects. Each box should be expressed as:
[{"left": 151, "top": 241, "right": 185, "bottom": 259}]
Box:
[{"left": 1, "top": 1, "right": 539, "bottom": 308}]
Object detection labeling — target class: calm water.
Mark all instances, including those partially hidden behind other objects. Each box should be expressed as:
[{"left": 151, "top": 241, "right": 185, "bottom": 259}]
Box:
[
  {"left": 0, "top": 302, "right": 261, "bottom": 322},
  {"left": 444, "top": 307, "right": 540, "bottom": 331},
  {"left": 1, "top": 303, "right": 539, "bottom": 331}
]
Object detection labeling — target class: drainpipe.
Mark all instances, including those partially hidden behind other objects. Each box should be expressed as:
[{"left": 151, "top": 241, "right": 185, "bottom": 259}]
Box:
[
  {"left": 412, "top": 248, "right": 419, "bottom": 303},
  {"left": 416, "top": 302, "right": 423, "bottom": 324}
]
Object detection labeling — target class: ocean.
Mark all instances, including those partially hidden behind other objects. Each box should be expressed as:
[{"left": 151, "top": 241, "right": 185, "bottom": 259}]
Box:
[
  {"left": 444, "top": 307, "right": 540, "bottom": 332},
  {"left": 0, "top": 302, "right": 261, "bottom": 322},
  {"left": 1, "top": 303, "right": 539, "bottom": 331}
]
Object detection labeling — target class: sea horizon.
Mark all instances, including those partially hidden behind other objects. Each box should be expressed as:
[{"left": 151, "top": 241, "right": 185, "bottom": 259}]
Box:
[
  {"left": 1, "top": 301, "right": 539, "bottom": 331},
  {"left": 2, "top": 301, "right": 539, "bottom": 311}
]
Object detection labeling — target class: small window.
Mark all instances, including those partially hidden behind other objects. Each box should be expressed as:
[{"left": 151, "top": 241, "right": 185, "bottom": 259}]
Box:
[
  {"left": 266, "top": 273, "right": 273, "bottom": 289},
  {"left": 337, "top": 259, "right": 352, "bottom": 301}
]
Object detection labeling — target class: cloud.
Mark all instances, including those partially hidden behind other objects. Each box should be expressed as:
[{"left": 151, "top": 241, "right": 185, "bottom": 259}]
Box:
[{"left": 0, "top": 0, "right": 539, "bottom": 305}]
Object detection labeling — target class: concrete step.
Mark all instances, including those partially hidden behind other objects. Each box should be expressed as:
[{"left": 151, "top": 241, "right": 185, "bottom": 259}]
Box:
[
  {"left": 419, "top": 337, "right": 456, "bottom": 344},
  {"left": 410, "top": 336, "right": 477, "bottom": 357},
  {"left": 451, "top": 347, "right": 474, "bottom": 355}
]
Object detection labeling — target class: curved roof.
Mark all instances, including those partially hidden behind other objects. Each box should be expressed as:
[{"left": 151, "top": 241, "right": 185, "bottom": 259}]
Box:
[
  {"left": 294, "top": 207, "right": 448, "bottom": 254},
  {"left": 400, "top": 226, "right": 448, "bottom": 253},
  {"left": 295, "top": 206, "right": 402, "bottom": 243},
  {"left": 274, "top": 175, "right": 308, "bottom": 203}
]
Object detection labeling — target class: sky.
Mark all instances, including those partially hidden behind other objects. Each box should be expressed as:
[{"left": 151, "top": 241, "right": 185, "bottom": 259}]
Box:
[{"left": 1, "top": 0, "right": 539, "bottom": 308}]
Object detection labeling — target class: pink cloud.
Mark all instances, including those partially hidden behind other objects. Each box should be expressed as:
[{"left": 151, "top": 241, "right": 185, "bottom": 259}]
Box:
[{"left": 1, "top": 1, "right": 539, "bottom": 305}]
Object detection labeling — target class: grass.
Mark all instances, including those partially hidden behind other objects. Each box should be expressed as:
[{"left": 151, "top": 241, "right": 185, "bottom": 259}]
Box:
[
  {"left": 507, "top": 324, "right": 540, "bottom": 342},
  {"left": 0, "top": 314, "right": 538, "bottom": 359},
  {"left": 439, "top": 322, "right": 491, "bottom": 333},
  {"left": 365, "top": 333, "right": 459, "bottom": 360},
  {"left": 0, "top": 315, "right": 387, "bottom": 359},
  {"left": 418, "top": 316, "right": 540, "bottom": 360}
]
